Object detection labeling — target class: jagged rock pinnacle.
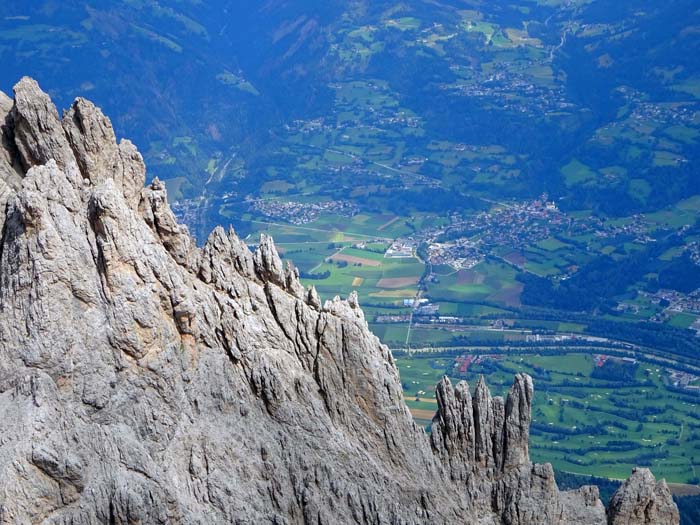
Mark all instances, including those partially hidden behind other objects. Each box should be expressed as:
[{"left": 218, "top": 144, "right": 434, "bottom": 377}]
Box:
[
  {"left": 0, "top": 78, "right": 678, "bottom": 524},
  {"left": 608, "top": 468, "right": 680, "bottom": 525}
]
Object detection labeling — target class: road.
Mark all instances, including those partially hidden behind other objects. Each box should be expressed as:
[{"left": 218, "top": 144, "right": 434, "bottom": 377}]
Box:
[
  {"left": 309, "top": 245, "right": 345, "bottom": 274},
  {"left": 391, "top": 342, "right": 700, "bottom": 375},
  {"left": 404, "top": 289, "right": 423, "bottom": 349}
]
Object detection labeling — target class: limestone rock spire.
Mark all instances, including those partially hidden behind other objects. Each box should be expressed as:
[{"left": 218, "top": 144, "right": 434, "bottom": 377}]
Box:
[{"left": 607, "top": 468, "right": 679, "bottom": 525}]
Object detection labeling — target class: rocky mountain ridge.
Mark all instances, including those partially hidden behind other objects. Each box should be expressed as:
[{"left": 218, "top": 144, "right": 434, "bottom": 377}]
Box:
[{"left": 0, "top": 78, "right": 679, "bottom": 524}]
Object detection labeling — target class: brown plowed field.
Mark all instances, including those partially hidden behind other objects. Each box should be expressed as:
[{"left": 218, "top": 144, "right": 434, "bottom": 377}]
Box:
[
  {"left": 330, "top": 253, "right": 381, "bottom": 267},
  {"left": 376, "top": 276, "right": 419, "bottom": 288}
]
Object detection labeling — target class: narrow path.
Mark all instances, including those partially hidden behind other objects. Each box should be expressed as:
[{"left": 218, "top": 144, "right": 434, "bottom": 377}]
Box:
[
  {"left": 404, "top": 288, "right": 422, "bottom": 349},
  {"left": 405, "top": 250, "right": 432, "bottom": 349},
  {"left": 309, "top": 245, "right": 345, "bottom": 274},
  {"left": 205, "top": 153, "right": 236, "bottom": 186}
]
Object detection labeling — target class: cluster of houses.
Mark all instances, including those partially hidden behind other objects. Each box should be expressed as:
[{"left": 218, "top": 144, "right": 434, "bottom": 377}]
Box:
[{"left": 250, "top": 199, "right": 359, "bottom": 225}]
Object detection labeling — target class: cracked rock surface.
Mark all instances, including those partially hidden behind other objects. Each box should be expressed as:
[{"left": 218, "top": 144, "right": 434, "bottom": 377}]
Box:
[
  {"left": 607, "top": 468, "right": 679, "bottom": 525},
  {"left": 0, "top": 78, "right": 679, "bottom": 524}
]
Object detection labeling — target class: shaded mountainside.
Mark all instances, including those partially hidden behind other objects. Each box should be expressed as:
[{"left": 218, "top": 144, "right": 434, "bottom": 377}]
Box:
[
  {"left": 0, "top": 78, "right": 678, "bottom": 524},
  {"left": 3, "top": 1, "right": 699, "bottom": 238}
]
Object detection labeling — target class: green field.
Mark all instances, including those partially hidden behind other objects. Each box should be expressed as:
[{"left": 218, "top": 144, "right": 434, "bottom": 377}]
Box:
[
  {"left": 669, "top": 313, "right": 699, "bottom": 329},
  {"left": 561, "top": 159, "right": 598, "bottom": 187},
  {"left": 239, "top": 194, "right": 700, "bottom": 351},
  {"left": 426, "top": 260, "right": 521, "bottom": 305},
  {"left": 396, "top": 352, "right": 700, "bottom": 483}
]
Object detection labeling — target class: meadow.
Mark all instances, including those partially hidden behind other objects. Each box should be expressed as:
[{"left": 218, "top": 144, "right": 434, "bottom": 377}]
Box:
[
  {"left": 239, "top": 191, "right": 700, "bottom": 354},
  {"left": 396, "top": 351, "right": 700, "bottom": 484}
]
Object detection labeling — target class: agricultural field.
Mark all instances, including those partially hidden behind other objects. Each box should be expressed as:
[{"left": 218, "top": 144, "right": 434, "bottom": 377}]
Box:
[
  {"left": 426, "top": 260, "right": 521, "bottom": 305},
  {"left": 311, "top": 250, "right": 423, "bottom": 301},
  {"left": 396, "top": 352, "right": 700, "bottom": 484},
  {"left": 235, "top": 189, "right": 700, "bottom": 354},
  {"left": 241, "top": 212, "right": 425, "bottom": 308}
]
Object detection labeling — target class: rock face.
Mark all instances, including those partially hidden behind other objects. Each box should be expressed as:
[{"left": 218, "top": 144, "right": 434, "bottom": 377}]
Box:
[
  {"left": 0, "top": 78, "right": 679, "bottom": 525},
  {"left": 607, "top": 468, "right": 680, "bottom": 525}
]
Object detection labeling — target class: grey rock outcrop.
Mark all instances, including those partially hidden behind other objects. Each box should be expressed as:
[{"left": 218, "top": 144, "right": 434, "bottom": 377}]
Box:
[
  {"left": 607, "top": 468, "right": 680, "bottom": 525},
  {"left": 62, "top": 96, "right": 145, "bottom": 210},
  {"left": 0, "top": 78, "right": 679, "bottom": 525}
]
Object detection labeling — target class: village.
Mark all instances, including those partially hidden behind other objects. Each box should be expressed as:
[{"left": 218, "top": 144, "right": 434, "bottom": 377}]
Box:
[
  {"left": 409, "top": 194, "right": 569, "bottom": 269},
  {"left": 249, "top": 199, "right": 360, "bottom": 225}
]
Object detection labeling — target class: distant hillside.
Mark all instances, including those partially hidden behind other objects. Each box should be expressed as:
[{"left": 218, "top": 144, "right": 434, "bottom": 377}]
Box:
[{"left": 2, "top": 1, "right": 699, "bottom": 236}]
